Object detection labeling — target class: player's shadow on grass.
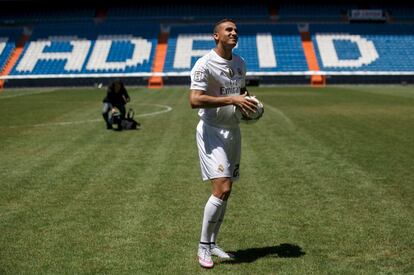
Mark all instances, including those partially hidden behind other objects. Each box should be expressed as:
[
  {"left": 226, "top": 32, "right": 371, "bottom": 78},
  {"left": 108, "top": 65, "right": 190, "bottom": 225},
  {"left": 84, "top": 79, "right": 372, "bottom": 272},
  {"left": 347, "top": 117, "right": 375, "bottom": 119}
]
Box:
[{"left": 224, "top": 243, "right": 305, "bottom": 264}]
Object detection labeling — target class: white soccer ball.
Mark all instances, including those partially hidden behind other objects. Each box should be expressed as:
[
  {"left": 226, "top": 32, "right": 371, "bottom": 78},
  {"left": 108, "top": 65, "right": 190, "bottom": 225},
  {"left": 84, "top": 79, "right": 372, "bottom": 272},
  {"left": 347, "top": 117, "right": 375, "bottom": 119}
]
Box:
[{"left": 235, "top": 96, "right": 264, "bottom": 124}]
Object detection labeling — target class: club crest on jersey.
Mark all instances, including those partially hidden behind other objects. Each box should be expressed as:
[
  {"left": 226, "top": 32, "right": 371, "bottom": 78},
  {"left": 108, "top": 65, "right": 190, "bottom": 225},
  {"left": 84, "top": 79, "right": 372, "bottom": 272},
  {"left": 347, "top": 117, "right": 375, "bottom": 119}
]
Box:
[
  {"left": 218, "top": 164, "right": 225, "bottom": 173},
  {"left": 194, "top": 71, "right": 204, "bottom": 81}
]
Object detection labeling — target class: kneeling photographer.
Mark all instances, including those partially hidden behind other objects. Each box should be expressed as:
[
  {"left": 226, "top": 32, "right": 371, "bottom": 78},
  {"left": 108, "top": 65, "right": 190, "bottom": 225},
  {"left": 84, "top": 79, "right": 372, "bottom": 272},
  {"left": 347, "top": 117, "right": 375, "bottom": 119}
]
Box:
[{"left": 102, "top": 79, "right": 130, "bottom": 130}]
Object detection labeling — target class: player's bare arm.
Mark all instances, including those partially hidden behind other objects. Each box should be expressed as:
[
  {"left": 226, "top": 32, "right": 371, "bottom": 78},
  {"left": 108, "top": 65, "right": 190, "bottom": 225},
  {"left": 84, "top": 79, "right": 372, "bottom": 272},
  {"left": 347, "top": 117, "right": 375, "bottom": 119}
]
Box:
[{"left": 189, "top": 90, "right": 257, "bottom": 114}]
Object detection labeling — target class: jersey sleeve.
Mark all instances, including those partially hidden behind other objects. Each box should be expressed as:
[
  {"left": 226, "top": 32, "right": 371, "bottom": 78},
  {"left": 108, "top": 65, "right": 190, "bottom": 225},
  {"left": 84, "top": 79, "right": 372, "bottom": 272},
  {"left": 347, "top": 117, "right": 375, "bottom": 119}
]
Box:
[{"left": 190, "top": 59, "right": 208, "bottom": 92}]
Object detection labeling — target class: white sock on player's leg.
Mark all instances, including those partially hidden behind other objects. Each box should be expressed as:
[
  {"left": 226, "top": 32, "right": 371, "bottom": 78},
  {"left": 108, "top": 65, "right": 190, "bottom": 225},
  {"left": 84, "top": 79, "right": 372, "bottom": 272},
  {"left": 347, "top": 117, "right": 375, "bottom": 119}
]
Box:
[
  {"left": 198, "top": 195, "right": 224, "bottom": 268},
  {"left": 209, "top": 200, "right": 235, "bottom": 259},
  {"left": 199, "top": 195, "right": 224, "bottom": 247},
  {"left": 211, "top": 200, "right": 227, "bottom": 244}
]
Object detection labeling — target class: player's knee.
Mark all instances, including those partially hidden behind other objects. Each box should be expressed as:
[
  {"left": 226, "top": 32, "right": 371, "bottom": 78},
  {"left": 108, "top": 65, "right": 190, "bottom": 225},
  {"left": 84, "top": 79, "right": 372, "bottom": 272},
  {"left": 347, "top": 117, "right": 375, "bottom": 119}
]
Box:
[
  {"left": 214, "top": 188, "right": 231, "bottom": 201},
  {"left": 212, "top": 178, "right": 232, "bottom": 200}
]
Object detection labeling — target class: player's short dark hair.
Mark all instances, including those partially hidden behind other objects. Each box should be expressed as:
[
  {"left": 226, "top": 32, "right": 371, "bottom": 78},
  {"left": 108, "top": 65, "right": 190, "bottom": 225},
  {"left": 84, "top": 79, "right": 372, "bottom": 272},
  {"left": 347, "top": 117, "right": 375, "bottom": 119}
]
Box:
[{"left": 213, "top": 18, "right": 237, "bottom": 34}]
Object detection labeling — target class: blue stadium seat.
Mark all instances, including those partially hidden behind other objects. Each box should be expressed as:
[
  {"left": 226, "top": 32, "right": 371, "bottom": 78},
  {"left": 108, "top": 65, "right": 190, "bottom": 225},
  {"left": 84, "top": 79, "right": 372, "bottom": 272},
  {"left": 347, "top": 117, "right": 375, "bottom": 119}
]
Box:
[
  {"left": 163, "top": 24, "right": 308, "bottom": 74},
  {"left": 10, "top": 21, "right": 159, "bottom": 76},
  {"left": 0, "top": 28, "right": 22, "bottom": 72},
  {"left": 278, "top": 4, "right": 357, "bottom": 22},
  {"left": 388, "top": 7, "right": 414, "bottom": 22},
  {"left": 106, "top": 4, "right": 269, "bottom": 21},
  {"left": 6, "top": 20, "right": 414, "bottom": 77},
  {"left": 309, "top": 24, "right": 414, "bottom": 72},
  {"left": 0, "top": 7, "right": 95, "bottom": 24}
]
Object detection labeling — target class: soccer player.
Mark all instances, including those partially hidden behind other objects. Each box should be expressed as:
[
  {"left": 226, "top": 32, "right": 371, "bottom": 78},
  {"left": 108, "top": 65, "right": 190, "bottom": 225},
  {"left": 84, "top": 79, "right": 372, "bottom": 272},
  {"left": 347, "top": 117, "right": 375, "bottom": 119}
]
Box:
[{"left": 189, "top": 18, "right": 257, "bottom": 268}]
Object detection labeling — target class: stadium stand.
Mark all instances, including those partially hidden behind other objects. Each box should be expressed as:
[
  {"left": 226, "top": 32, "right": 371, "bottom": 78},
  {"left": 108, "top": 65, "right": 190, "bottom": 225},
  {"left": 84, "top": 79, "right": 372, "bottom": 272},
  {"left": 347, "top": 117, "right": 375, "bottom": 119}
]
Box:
[
  {"left": 0, "top": 5, "right": 95, "bottom": 25},
  {"left": 277, "top": 4, "right": 358, "bottom": 22},
  {"left": 10, "top": 21, "right": 158, "bottom": 76},
  {"left": 309, "top": 24, "right": 414, "bottom": 72},
  {"left": 0, "top": 28, "right": 22, "bottom": 72},
  {"left": 369, "top": 4, "right": 414, "bottom": 22},
  {"left": 164, "top": 24, "right": 308, "bottom": 75},
  {"left": 106, "top": 4, "right": 269, "bottom": 21},
  {"left": 0, "top": 1, "right": 413, "bottom": 87}
]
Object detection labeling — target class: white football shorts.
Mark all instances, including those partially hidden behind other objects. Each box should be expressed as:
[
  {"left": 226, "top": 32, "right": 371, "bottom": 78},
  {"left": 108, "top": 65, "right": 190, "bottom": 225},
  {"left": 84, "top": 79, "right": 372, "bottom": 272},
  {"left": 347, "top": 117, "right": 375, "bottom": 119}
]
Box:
[{"left": 196, "top": 120, "right": 241, "bottom": 182}]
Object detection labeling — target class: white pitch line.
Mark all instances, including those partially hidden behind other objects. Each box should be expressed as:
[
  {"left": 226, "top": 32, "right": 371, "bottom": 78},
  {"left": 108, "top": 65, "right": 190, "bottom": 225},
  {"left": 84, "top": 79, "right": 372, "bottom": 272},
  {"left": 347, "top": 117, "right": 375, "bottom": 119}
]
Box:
[
  {"left": 4, "top": 104, "right": 173, "bottom": 129},
  {"left": 135, "top": 104, "right": 173, "bottom": 117}
]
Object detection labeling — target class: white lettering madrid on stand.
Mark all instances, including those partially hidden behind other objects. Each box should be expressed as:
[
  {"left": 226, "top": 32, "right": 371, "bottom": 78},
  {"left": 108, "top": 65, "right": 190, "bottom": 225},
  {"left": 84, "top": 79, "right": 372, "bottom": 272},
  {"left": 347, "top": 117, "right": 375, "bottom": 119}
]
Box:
[
  {"left": 16, "top": 36, "right": 90, "bottom": 72},
  {"left": 4, "top": 31, "right": 413, "bottom": 79},
  {"left": 315, "top": 34, "right": 379, "bottom": 67},
  {"left": 15, "top": 35, "right": 152, "bottom": 72},
  {"left": 86, "top": 35, "right": 152, "bottom": 70},
  {"left": 256, "top": 33, "right": 277, "bottom": 68},
  {"left": 173, "top": 34, "right": 212, "bottom": 69},
  {"left": 173, "top": 34, "right": 277, "bottom": 69}
]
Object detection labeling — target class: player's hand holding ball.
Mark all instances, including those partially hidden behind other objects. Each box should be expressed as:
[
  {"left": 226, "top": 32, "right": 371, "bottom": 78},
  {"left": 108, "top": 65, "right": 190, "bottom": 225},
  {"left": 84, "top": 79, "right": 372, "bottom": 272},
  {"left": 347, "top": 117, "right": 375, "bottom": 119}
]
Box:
[{"left": 234, "top": 95, "right": 264, "bottom": 124}]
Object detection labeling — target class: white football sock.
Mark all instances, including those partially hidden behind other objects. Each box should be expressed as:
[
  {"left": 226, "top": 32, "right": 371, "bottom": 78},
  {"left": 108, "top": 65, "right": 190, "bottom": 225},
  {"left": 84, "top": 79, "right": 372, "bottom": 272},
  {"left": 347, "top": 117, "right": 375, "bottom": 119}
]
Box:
[
  {"left": 211, "top": 200, "right": 227, "bottom": 245},
  {"left": 199, "top": 195, "right": 224, "bottom": 247}
]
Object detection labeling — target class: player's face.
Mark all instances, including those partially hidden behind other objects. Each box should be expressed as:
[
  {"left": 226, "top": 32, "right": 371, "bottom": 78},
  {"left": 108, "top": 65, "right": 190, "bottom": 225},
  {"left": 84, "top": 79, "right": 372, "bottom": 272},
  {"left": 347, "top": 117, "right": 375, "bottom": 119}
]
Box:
[{"left": 214, "top": 21, "right": 238, "bottom": 48}]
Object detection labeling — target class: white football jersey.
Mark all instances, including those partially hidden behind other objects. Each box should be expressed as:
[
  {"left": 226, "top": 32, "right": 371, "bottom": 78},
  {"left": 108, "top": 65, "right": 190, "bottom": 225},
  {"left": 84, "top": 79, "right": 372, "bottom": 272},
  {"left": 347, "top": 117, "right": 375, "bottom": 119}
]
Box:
[{"left": 190, "top": 49, "right": 246, "bottom": 128}]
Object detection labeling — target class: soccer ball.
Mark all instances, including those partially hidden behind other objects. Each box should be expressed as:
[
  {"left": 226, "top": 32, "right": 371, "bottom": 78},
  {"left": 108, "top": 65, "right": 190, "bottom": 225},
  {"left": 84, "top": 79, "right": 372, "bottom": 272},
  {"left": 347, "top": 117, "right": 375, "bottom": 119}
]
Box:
[{"left": 235, "top": 96, "right": 264, "bottom": 124}]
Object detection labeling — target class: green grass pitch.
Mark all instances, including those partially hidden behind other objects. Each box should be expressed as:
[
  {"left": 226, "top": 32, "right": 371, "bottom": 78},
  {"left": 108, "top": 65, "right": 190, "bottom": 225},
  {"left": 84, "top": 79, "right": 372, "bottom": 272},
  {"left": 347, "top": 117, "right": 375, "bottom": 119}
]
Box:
[{"left": 0, "top": 85, "right": 413, "bottom": 274}]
